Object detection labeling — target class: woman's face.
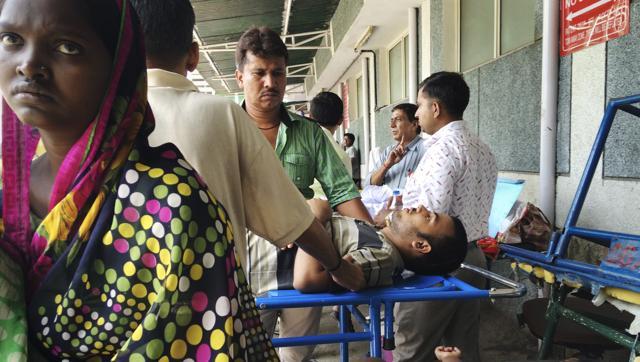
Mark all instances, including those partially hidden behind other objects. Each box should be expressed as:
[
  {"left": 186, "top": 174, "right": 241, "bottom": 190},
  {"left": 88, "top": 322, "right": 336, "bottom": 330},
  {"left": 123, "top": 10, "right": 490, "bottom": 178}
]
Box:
[{"left": 0, "top": 0, "right": 112, "bottom": 134}]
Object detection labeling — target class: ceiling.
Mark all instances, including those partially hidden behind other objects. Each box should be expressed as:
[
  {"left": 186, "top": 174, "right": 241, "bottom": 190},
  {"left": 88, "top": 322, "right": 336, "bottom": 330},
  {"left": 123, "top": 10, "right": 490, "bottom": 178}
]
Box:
[{"left": 191, "top": 0, "right": 341, "bottom": 96}]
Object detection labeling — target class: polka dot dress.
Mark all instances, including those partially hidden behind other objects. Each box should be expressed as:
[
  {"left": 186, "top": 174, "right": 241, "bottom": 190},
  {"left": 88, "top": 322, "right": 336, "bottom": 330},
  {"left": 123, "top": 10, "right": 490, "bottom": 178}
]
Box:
[{"left": 26, "top": 145, "right": 279, "bottom": 361}]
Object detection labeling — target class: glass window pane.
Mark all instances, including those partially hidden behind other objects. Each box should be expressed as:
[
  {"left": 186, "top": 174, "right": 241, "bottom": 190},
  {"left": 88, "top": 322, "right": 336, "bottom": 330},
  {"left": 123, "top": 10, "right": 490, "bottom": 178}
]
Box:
[
  {"left": 404, "top": 37, "right": 410, "bottom": 99},
  {"left": 460, "top": 0, "right": 495, "bottom": 71},
  {"left": 389, "top": 41, "right": 404, "bottom": 102},
  {"left": 501, "top": 0, "right": 536, "bottom": 53}
]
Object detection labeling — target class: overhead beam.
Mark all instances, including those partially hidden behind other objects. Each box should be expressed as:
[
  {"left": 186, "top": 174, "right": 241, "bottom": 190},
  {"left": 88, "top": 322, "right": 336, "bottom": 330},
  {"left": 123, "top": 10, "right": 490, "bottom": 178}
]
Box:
[
  {"left": 282, "top": 0, "right": 294, "bottom": 36},
  {"left": 200, "top": 30, "right": 332, "bottom": 52},
  {"left": 208, "top": 63, "right": 315, "bottom": 82},
  {"left": 193, "top": 29, "right": 231, "bottom": 93},
  {"left": 187, "top": 69, "right": 215, "bottom": 94}
]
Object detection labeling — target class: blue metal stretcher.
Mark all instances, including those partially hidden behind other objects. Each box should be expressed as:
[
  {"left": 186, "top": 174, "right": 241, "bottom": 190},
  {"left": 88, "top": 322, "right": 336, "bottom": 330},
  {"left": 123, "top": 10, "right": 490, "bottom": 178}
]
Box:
[
  {"left": 255, "top": 178, "right": 527, "bottom": 361},
  {"left": 502, "top": 94, "right": 640, "bottom": 358}
]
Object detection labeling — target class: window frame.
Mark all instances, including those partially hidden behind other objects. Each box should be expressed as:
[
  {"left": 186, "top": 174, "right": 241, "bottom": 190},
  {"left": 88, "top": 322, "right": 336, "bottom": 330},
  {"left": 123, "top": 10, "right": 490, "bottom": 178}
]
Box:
[
  {"left": 458, "top": 0, "right": 538, "bottom": 73},
  {"left": 387, "top": 34, "right": 409, "bottom": 103}
]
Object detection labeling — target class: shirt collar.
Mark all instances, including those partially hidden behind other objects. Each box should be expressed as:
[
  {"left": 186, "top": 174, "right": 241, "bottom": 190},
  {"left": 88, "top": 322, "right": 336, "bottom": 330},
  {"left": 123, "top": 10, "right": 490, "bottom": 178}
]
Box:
[
  {"left": 320, "top": 126, "right": 339, "bottom": 143},
  {"left": 240, "top": 102, "right": 298, "bottom": 127},
  {"left": 425, "top": 120, "right": 466, "bottom": 144},
  {"left": 404, "top": 134, "right": 424, "bottom": 151},
  {"left": 147, "top": 69, "right": 198, "bottom": 92}
]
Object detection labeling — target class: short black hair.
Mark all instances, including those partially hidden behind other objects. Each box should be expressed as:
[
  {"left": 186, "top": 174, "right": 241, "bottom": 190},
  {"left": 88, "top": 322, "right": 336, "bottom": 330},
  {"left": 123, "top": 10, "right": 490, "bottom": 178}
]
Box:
[
  {"left": 310, "top": 92, "right": 343, "bottom": 128},
  {"left": 344, "top": 133, "right": 355, "bottom": 143},
  {"left": 85, "top": 0, "right": 121, "bottom": 56},
  {"left": 129, "top": 0, "right": 195, "bottom": 64},
  {"left": 418, "top": 72, "right": 470, "bottom": 120},
  {"left": 236, "top": 27, "right": 289, "bottom": 70},
  {"left": 405, "top": 216, "right": 468, "bottom": 275},
  {"left": 392, "top": 103, "right": 421, "bottom": 134}
]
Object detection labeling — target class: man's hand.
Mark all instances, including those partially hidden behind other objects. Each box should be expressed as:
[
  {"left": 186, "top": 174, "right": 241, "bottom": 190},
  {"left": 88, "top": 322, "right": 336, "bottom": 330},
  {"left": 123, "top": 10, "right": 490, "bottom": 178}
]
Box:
[
  {"left": 329, "top": 255, "right": 366, "bottom": 291},
  {"left": 383, "top": 135, "right": 407, "bottom": 169},
  {"left": 372, "top": 194, "right": 402, "bottom": 228},
  {"left": 373, "top": 208, "right": 392, "bottom": 229}
]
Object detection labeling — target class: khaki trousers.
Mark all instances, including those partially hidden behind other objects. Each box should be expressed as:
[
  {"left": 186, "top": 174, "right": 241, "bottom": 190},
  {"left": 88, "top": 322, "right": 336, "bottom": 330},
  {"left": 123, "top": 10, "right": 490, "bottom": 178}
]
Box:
[
  {"left": 392, "top": 246, "right": 487, "bottom": 362},
  {"left": 260, "top": 306, "right": 322, "bottom": 361}
]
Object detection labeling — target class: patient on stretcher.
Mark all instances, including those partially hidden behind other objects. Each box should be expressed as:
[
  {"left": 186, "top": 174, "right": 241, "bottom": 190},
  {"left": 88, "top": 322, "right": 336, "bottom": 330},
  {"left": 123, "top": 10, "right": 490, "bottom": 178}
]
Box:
[{"left": 292, "top": 199, "right": 468, "bottom": 292}]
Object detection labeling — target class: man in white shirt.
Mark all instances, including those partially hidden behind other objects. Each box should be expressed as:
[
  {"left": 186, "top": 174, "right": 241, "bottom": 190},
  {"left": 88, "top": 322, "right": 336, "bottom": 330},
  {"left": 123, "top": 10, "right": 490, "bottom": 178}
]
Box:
[
  {"left": 393, "top": 72, "right": 498, "bottom": 362},
  {"left": 131, "top": 0, "right": 365, "bottom": 305},
  {"left": 343, "top": 133, "right": 361, "bottom": 186}
]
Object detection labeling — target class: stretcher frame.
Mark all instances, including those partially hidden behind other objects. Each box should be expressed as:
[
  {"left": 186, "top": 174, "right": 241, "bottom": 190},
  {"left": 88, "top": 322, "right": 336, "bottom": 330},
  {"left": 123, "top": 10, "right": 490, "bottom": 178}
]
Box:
[
  {"left": 255, "top": 263, "right": 525, "bottom": 361},
  {"left": 502, "top": 94, "right": 640, "bottom": 359}
]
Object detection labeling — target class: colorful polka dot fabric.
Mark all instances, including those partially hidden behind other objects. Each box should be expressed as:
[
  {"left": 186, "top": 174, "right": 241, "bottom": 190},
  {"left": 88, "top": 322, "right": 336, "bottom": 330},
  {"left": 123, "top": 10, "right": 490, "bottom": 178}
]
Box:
[{"left": 23, "top": 146, "right": 278, "bottom": 361}]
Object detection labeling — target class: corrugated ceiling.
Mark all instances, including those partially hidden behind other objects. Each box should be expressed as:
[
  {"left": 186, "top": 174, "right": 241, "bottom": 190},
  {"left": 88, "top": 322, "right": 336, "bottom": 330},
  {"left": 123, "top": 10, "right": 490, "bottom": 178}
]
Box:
[{"left": 191, "top": 0, "right": 341, "bottom": 95}]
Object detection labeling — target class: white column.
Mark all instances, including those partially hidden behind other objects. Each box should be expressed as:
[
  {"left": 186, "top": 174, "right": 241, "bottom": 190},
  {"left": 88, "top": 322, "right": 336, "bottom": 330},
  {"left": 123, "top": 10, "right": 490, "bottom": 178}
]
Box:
[
  {"left": 420, "top": 1, "right": 432, "bottom": 80},
  {"left": 361, "top": 56, "right": 371, "bottom": 177},
  {"left": 408, "top": 7, "right": 419, "bottom": 103},
  {"left": 539, "top": 0, "right": 559, "bottom": 224},
  {"left": 368, "top": 54, "right": 377, "bottom": 150}
]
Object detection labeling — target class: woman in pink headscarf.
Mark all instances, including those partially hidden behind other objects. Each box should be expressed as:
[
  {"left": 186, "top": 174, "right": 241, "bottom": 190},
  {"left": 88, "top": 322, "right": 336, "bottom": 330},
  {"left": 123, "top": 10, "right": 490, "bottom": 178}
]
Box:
[{"left": 0, "top": 0, "right": 277, "bottom": 360}]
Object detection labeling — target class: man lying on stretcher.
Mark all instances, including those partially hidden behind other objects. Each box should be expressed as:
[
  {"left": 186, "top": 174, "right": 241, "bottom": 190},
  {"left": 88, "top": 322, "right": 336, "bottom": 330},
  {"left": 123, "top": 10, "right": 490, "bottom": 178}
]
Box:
[{"left": 247, "top": 199, "right": 468, "bottom": 293}]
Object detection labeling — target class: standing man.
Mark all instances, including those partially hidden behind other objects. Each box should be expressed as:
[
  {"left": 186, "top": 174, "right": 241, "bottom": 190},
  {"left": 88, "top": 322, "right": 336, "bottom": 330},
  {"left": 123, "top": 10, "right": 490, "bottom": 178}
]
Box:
[
  {"left": 393, "top": 72, "right": 497, "bottom": 362},
  {"left": 309, "top": 91, "right": 352, "bottom": 198},
  {"left": 343, "top": 133, "right": 361, "bottom": 187},
  {"left": 131, "top": 0, "right": 365, "bottom": 313},
  {"left": 234, "top": 27, "right": 369, "bottom": 218},
  {"left": 365, "top": 103, "right": 425, "bottom": 190},
  {"left": 309, "top": 91, "right": 352, "bottom": 176},
  {"left": 234, "top": 27, "right": 372, "bottom": 361}
]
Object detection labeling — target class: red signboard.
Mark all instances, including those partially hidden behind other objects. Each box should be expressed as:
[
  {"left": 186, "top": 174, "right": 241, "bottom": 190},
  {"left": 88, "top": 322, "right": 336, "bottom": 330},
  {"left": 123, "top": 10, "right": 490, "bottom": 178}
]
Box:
[
  {"left": 341, "top": 82, "right": 350, "bottom": 130},
  {"left": 560, "top": 0, "right": 630, "bottom": 56}
]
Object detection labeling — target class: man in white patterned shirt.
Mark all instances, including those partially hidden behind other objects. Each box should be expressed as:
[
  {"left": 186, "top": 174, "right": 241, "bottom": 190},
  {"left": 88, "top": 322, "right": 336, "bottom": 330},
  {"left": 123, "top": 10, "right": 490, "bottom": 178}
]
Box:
[{"left": 392, "top": 72, "right": 498, "bottom": 362}]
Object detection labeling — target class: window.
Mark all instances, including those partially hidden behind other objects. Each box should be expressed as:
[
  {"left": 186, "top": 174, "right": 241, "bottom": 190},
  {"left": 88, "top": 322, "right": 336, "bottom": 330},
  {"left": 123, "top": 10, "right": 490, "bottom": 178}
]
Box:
[
  {"left": 460, "top": 0, "right": 536, "bottom": 72},
  {"left": 500, "top": 0, "right": 536, "bottom": 53},
  {"left": 389, "top": 36, "right": 408, "bottom": 102},
  {"left": 404, "top": 39, "right": 410, "bottom": 98},
  {"left": 460, "top": 0, "right": 494, "bottom": 71}
]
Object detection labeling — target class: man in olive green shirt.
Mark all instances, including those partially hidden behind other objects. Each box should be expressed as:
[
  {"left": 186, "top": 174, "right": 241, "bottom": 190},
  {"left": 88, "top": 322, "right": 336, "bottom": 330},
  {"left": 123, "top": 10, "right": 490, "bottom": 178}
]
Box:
[
  {"left": 266, "top": 106, "right": 359, "bottom": 205},
  {"left": 235, "top": 29, "right": 367, "bottom": 214},
  {"left": 235, "top": 26, "right": 372, "bottom": 361}
]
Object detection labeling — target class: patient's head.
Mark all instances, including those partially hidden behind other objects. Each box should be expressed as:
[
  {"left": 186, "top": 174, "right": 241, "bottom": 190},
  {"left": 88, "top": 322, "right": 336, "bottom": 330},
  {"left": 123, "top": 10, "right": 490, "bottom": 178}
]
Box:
[{"left": 383, "top": 206, "right": 467, "bottom": 275}]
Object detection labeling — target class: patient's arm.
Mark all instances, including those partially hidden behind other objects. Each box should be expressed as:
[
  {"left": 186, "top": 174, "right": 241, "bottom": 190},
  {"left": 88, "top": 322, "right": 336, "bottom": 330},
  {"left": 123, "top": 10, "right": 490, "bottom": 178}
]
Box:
[
  {"left": 294, "top": 207, "right": 366, "bottom": 292},
  {"left": 306, "top": 198, "right": 332, "bottom": 225},
  {"left": 293, "top": 247, "right": 333, "bottom": 293},
  {"left": 294, "top": 249, "right": 360, "bottom": 293}
]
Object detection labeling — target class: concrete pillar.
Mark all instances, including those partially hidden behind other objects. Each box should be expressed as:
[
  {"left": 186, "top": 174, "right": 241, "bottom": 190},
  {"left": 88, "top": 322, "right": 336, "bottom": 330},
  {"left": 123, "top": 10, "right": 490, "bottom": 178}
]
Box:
[
  {"left": 408, "top": 7, "right": 419, "bottom": 103},
  {"left": 539, "top": 0, "right": 559, "bottom": 224},
  {"left": 361, "top": 56, "right": 371, "bottom": 176}
]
